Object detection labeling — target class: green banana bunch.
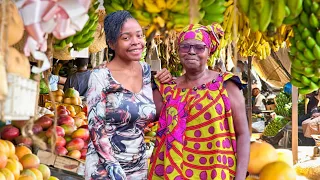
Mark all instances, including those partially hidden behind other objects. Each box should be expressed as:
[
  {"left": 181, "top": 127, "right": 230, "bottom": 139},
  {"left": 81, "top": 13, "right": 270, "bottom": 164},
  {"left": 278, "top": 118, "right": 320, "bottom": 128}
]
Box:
[
  {"left": 53, "top": 1, "right": 99, "bottom": 52},
  {"left": 289, "top": 0, "right": 320, "bottom": 94},
  {"left": 201, "top": 0, "right": 226, "bottom": 25},
  {"left": 104, "top": 0, "right": 133, "bottom": 13}
]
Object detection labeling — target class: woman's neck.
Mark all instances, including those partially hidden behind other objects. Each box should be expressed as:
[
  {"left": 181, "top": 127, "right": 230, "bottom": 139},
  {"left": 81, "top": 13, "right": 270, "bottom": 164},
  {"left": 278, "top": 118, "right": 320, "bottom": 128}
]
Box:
[
  {"left": 184, "top": 69, "right": 208, "bottom": 81},
  {"left": 110, "top": 57, "right": 138, "bottom": 71}
]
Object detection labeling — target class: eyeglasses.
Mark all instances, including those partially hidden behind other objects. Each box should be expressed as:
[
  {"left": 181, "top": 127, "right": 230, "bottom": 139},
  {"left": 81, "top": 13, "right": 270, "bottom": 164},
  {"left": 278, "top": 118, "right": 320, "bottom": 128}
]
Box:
[{"left": 179, "top": 44, "right": 207, "bottom": 54}]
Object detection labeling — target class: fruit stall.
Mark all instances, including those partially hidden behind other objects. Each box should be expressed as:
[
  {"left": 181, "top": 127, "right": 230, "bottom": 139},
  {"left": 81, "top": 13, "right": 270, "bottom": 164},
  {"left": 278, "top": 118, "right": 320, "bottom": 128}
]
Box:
[{"left": 0, "top": 0, "right": 320, "bottom": 179}]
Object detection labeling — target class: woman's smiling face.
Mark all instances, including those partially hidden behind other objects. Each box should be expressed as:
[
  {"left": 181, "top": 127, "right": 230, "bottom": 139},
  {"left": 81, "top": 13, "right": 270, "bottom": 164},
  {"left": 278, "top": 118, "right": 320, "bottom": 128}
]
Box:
[
  {"left": 112, "top": 18, "right": 145, "bottom": 62},
  {"left": 178, "top": 39, "right": 209, "bottom": 71}
]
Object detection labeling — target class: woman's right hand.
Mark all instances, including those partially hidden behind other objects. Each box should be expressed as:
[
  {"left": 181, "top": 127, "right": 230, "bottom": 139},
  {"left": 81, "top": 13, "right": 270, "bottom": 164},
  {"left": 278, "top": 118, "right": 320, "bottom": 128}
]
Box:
[{"left": 154, "top": 68, "right": 173, "bottom": 83}]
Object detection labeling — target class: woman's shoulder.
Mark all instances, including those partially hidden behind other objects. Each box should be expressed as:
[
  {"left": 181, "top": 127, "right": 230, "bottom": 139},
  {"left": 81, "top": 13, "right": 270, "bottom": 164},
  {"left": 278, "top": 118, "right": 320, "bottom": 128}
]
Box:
[{"left": 221, "top": 72, "right": 246, "bottom": 90}]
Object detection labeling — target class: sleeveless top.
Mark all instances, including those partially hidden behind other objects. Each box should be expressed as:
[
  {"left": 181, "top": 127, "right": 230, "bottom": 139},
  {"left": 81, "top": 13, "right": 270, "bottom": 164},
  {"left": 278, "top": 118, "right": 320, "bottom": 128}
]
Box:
[
  {"left": 148, "top": 73, "right": 243, "bottom": 180},
  {"left": 85, "top": 62, "right": 156, "bottom": 180}
]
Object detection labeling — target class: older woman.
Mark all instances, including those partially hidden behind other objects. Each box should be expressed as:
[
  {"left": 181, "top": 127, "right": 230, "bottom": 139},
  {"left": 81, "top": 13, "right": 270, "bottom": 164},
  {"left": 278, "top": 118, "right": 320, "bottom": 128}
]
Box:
[
  {"left": 149, "top": 23, "right": 250, "bottom": 180},
  {"left": 85, "top": 11, "right": 172, "bottom": 180}
]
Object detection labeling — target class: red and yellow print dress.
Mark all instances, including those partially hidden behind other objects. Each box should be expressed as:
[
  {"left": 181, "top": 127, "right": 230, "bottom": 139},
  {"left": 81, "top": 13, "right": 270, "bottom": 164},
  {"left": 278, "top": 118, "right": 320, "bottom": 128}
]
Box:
[{"left": 148, "top": 73, "right": 243, "bottom": 180}]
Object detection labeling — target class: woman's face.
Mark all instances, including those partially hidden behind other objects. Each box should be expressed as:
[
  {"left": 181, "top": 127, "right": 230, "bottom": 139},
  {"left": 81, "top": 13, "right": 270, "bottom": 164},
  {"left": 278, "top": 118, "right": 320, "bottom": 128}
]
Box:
[
  {"left": 178, "top": 39, "right": 209, "bottom": 71},
  {"left": 112, "top": 18, "right": 145, "bottom": 61}
]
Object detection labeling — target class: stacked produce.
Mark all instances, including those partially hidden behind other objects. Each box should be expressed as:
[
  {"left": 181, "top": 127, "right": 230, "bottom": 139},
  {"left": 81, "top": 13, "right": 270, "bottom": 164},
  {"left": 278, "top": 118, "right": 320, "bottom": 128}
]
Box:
[
  {"left": 220, "top": 0, "right": 294, "bottom": 60},
  {"left": 262, "top": 115, "right": 289, "bottom": 137},
  {"left": 51, "top": 88, "right": 82, "bottom": 106},
  {"left": 247, "top": 141, "right": 296, "bottom": 179},
  {"left": 53, "top": 0, "right": 100, "bottom": 52},
  {"left": 289, "top": 0, "right": 320, "bottom": 94},
  {"left": 104, "top": 0, "right": 192, "bottom": 38},
  {"left": 294, "top": 159, "right": 320, "bottom": 179},
  {"left": 1, "top": 104, "right": 88, "bottom": 161},
  {"left": 40, "top": 105, "right": 89, "bottom": 160},
  {"left": 0, "top": 139, "right": 58, "bottom": 180},
  {"left": 144, "top": 122, "right": 158, "bottom": 139},
  {"left": 238, "top": 0, "right": 302, "bottom": 32}
]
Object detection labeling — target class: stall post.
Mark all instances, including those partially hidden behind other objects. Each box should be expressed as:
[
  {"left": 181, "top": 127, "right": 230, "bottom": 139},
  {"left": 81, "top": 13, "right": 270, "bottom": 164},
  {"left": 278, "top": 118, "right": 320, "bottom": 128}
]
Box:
[
  {"left": 247, "top": 56, "right": 252, "bottom": 135},
  {"left": 292, "top": 86, "right": 298, "bottom": 164}
]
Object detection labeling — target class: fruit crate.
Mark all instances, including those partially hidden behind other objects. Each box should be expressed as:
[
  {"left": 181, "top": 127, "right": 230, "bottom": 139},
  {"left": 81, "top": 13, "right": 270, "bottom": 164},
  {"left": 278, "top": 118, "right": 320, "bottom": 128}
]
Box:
[
  {"left": 36, "top": 149, "right": 85, "bottom": 175},
  {"left": 44, "top": 102, "right": 83, "bottom": 114},
  {"left": 0, "top": 73, "right": 38, "bottom": 120}
]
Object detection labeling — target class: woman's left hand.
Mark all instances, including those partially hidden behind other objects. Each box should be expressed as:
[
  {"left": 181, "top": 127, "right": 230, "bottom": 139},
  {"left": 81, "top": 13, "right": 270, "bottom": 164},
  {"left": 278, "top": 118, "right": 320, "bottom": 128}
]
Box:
[{"left": 154, "top": 68, "right": 173, "bottom": 83}]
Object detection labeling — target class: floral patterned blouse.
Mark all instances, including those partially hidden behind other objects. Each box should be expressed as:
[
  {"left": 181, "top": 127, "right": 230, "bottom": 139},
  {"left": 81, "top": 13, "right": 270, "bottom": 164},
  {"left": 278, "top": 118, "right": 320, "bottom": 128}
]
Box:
[{"left": 85, "top": 62, "right": 156, "bottom": 180}]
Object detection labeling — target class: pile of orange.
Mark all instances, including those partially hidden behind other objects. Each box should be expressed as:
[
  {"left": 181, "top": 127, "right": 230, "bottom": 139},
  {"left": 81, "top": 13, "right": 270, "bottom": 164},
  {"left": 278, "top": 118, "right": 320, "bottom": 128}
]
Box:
[
  {"left": 0, "top": 139, "right": 59, "bottom": 180},
  {"left": 246, "top": 141, "right": 296, "bottom": 180}
]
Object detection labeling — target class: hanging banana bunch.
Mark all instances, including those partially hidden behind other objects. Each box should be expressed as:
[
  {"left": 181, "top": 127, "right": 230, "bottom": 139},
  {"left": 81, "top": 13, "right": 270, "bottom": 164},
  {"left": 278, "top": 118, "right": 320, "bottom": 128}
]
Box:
[
  {"left": 289, "top": 0, "right": 320, "bottom": 95},
  {"left": 238, "top": 0, "right": 302, "bottom": 32},
  {"left": 104, "top": 0, "right": 193, "bottom": 39},
  {"left": 53, "top": 0, "right": 100, "bottom": 52}
]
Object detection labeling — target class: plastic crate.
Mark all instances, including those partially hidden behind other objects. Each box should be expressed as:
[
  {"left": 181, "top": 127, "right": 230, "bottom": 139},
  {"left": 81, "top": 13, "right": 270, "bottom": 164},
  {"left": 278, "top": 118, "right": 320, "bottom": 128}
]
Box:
[{"left": 0, "top": 73, "right": 37, "bottom": 120}]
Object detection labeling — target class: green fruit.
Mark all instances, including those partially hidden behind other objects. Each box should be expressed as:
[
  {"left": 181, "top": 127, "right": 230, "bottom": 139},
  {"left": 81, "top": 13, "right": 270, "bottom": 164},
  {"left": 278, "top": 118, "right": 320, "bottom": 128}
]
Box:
[
  {"left": 310, "top": 81, "right": 319, "bottom": 91},
  {"left": 75, "top": 37, "right": 94, "bottom": 48},
  {"left": 291, "top": 69, "right": 302, "bottom": 79},
  {"left": 302, "top": 61, "right": 313, "bottom": 67},
  {"left": 316, "top": 31, "right": 320, "bottom": 45},
  {"left": 297, "top": 24, "right": 305, "bottom": 33},
  {"left": 300, "top": 11, "right": 311, "bottom": 28},
  {"left": 304, "top": 48, "right": 316, "bottom": 61},
  {"left": 65, "top": 35, "right": 74, "bottom": 44},
  {"left": 72, "top": 34, "right": 83, "bottom": 44},
  {"left": 290, "top": 46, "right": 298, "bottom": 55},
  {"left": 304, "top": 67, "right": 314, "bottom": 77},
  {"left": 311, "top": 76, "right": 319, "bottom": 83},
  {"left": 311, "top": 1, "right": 320, "bottom": 13},
  {"left": 301, "top": 75, "right": 311, "bottom": 86},
  {"left": 292, "top": 58, "right": 304, "bottom": 70},
  {"left": 310, "top": 13, "right": 320, "bottom": 28},
  {"left": 285, "top": 6, "right": 291, "bottom": 17},
  {"left": 296, "top": 51, "right": 308, "bottom": 61},
  {"left": 299, "top": 87, "right": 314, "bottom": 95},
  {"left": 313, "top": 44, "right": 320, "bottom": 60},
  {"left": 303, "top": 0, "right": 312, "bottom": 14},
  {"left": 306, "top": 37, "right": 316, "bottom": 49},
  {"left": 296, "top": 40, "right": 306, "bottom": 51},
  {"left": 302, "top": 28, "right": 312, "bottom": 40},
  {"left": 291, "top": 78, "right": 304, "bottom": 88}
]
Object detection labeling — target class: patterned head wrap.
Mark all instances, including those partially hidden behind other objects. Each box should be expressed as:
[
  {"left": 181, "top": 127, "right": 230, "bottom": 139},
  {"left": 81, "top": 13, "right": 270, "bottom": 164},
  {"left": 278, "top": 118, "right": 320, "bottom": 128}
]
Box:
[{"left": 177, "top": 23, "right": 224, "bottom": 55}]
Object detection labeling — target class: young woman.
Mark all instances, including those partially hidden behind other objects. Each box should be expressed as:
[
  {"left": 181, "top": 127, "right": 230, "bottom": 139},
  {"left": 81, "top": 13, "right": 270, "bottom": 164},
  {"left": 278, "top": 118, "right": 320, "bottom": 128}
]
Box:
[{"left": 85, "top": 11, "right": 172, "bottom": 180}]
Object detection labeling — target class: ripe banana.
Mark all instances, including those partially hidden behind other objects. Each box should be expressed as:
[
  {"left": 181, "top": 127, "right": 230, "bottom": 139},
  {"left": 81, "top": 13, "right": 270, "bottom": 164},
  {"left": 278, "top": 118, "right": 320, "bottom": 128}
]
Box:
[{"left": 144, "top": 0, "right": 162, "bottom": 13}]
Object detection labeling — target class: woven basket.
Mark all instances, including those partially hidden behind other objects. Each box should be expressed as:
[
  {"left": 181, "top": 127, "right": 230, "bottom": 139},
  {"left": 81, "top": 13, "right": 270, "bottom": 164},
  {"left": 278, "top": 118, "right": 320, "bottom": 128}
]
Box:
[
  {"left": 12, "top": 32, "right": 38, "bottom": 63},
  {"left": 89, "top": 10, "right": 107, "bottom": 53},
  {"left": 53, "top": 45, "right": 73, "bottom": 60}
]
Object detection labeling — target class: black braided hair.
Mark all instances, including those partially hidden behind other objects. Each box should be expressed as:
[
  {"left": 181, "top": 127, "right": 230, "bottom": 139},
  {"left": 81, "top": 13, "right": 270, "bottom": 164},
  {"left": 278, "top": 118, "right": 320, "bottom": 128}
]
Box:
[{"left": 104, "top": 10, "right": 134, "bottom": 60}]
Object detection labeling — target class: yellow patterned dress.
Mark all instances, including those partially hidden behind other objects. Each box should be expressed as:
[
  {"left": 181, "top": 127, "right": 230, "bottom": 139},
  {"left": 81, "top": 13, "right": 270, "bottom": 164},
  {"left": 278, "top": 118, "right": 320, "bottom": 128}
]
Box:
[{"left": 148, "top": 73, "right": 242, "bottom": 180}]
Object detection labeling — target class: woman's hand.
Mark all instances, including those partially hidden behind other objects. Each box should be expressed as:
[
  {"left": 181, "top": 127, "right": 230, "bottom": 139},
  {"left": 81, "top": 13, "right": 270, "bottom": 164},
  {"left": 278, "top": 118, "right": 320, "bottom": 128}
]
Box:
[{"left": 154, "top": 68, "right": 173, "bottom": 83}]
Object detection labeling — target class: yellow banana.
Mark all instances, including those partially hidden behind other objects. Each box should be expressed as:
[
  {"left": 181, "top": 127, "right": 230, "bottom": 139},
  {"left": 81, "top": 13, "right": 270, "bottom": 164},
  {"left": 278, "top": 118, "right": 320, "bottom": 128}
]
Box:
[
  {"left": 170, "top": 1, "right": 188, "bottom": 13},
  {"left": 155, "top": 0, "right": 166, "bottom": 11},
  {"left": 224, "top": 0, "right": 234, "bottom": 7},
  {"left": 153, "top": 16, "right": 165, "bottom": 28},
  {"left": 133, "top": 0, "right": 142, "bottom": 9},
  {"left": 226, "top": 5, "right": 235, "bottom": 34},
  {"left": 145, "top": 24, "right": 158, "bottom": 38},
  {"left": 144, "top": 0, "right": 162, "bottom": 13},
  {"left": 166, "top": 0, "right": 179, "bottom": 9}
]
